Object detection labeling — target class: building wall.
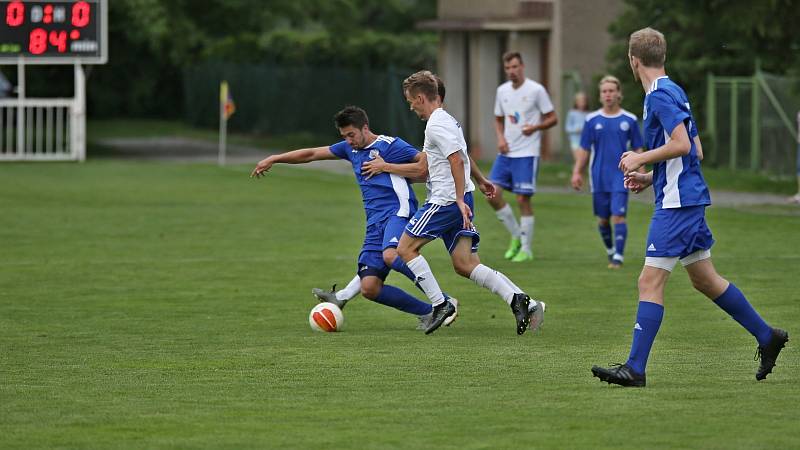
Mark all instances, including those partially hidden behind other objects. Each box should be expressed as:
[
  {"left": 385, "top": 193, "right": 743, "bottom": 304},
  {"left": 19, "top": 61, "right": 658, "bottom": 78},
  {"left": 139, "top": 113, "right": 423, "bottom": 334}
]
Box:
[
  {"left": 560, "top": 0, "right": 624, "bottom": 95},
  {"left": 438, "top": 0, "right": 520, "bottom": 19}
]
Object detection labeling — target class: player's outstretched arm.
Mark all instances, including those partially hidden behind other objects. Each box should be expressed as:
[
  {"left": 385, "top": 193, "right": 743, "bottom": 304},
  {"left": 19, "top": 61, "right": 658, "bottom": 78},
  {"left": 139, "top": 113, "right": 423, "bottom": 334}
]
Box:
[
  {"left": 251, "top": 146, "right": 336, "bottom": 178},
  {"left": 448, "top": 151, "right": 472, "bottom": 230},
  {"left": 361, "top": 153, "right": 428, "bottom": 182}
]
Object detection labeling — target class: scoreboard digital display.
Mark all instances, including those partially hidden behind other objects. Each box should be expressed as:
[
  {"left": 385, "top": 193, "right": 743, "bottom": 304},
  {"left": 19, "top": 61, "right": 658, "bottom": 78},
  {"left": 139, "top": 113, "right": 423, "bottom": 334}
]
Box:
[{"left": 0, "top": 0, "right": 106, "bottom": 64}]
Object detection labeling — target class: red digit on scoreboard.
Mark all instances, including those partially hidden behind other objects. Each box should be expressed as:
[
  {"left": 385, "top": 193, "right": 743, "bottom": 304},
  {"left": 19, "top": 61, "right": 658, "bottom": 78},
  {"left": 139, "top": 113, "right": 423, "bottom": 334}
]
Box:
[
  {"left": 71, "top": 1, "right": 90, "bottom": 28},
  {"left": 49, "top": 30, "right": 67, "bottom": 53},
  {"left": 29, "top": 29, "right": 48, "bottom": 55},
  {"left": 6, "top": 1, "right": 25, "bottom": 27}
]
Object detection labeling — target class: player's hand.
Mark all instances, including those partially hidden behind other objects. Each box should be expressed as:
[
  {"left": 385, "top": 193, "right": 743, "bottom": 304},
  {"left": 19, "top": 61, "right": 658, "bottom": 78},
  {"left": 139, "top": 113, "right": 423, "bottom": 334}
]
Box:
[
  {"left": 624, "top": 171, "right": 653, "bottom": 193},
  {"left": 521, "top": 124, "right": 537, "bottom": 136},
  {"left": 251, "top": 157, "right": 274, "bottom": 178},
  {"left": 571, "top": 172, "right": 583, "bottom": 191},
  {"left": 457, "top": 200, "right": 473, "bottom": 230},
  {"left": 619, "top": 151, "right": 645, "bottom": 175},
  {"left": 361, "top": 155, "right": 386, "bottom": 179},
  {"left": 478, "top": 180, "right": 498, "bottom": 199},
  {"left": 497, "top": 138, "right": 509, "bottom": 154}
]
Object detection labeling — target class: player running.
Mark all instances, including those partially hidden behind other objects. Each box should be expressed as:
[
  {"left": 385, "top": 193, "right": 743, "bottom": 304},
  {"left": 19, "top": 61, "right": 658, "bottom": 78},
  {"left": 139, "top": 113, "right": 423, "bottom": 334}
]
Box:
[
  {"left": 397, "top": 70, "right": 546, "bottom": 335},
  {"left": 591, "top": 28, "right": 788, "bottom": 387},
  {"left": 571, "top": 75, "right": 644, "bottom": 268}
]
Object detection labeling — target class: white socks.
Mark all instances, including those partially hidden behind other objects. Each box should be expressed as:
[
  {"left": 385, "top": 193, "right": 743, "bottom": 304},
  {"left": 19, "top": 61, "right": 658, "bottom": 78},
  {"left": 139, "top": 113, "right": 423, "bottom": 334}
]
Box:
[
  {"left": 406, "top": 255, "right": 446, "bottom": 305},
  {"left": 469, "top": 264, "right": 516, "bottom": 305},
  {"left": 520, "top": 215, "right": 534, "bottom": 253},
  {"left": 495, "top": 204, "right": 520, "bottom": 238},
  {"left": 336, "top": 275, "right": 362, "bottom": 301}
]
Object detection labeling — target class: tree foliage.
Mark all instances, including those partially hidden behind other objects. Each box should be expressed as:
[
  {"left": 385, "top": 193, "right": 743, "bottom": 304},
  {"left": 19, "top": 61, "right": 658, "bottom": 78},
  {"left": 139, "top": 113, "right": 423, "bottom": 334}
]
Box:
[
  {"left": 87, "top": 0, "right": 437, "bottom": 118},
  {"left": 605, "top": 0, "right": 800, "bottom": 123}
]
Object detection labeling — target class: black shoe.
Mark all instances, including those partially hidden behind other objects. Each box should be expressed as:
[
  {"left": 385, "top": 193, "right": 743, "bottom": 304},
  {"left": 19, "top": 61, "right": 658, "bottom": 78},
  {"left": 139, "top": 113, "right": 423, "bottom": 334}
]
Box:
[
  {"left": 591, "top": 363, "right": 646, "bottom": 387},
  {"left": 510, "top": 293, "right": 531, "bottom": 335},
  {"left": 312, "top": 284, "right": 347, "bottom": 309},
  {"left": 425, "top": 300, "right": 457, "bottom": 335},
  {"left": 755, "top": 328, "right": 789, "bottom": 381}
]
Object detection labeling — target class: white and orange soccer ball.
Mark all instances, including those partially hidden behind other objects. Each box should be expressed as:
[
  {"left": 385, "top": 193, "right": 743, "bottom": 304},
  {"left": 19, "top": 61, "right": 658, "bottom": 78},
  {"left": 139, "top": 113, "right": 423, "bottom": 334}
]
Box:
[{"left": 309, "top": 302, "right": 344, "bottom": 332}]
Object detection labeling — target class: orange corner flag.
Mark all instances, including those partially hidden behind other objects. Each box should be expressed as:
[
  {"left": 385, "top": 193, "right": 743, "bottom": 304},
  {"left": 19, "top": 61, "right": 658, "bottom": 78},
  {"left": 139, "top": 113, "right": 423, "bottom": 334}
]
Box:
[{"left": 220, "top": 80, "right": 236, "bottom": 120}]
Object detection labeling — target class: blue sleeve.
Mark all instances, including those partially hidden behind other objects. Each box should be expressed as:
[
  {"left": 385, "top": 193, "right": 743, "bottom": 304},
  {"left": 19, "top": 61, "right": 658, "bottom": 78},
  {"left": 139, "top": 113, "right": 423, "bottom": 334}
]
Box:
[
  {"left": 384, "top": 138, "right": 420, "bottom": 163},
  {"left": 629, "top": 118, "right": 644, "bottom": 149},
  {"left": 329, "top": 140, "right": 350, "bottom": 160},
  {"left": 578, "top": 118, "right": 592, "bottom": 151},
  {"left": 650, "top": 91, "right": 690, "bottom": 138}
]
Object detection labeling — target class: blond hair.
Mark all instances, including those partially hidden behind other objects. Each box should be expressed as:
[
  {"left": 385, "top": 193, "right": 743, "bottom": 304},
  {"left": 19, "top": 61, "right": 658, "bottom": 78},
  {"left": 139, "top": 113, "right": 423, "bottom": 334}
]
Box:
[
  {"left": 402, "top": 70, "right": 439, "bottom": 102},
  {"left": 629, "top": 27, "right": 666, "bottom": 68}
]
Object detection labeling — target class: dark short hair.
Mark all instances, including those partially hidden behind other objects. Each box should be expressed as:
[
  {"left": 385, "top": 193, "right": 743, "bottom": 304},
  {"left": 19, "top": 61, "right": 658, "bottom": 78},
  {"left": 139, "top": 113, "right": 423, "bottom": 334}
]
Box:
[
  {"left": 434, "top": 74, "right": 445, "bottom": 102},
  {"left": 333, "top": 106, "right": 369, "bottom": 129},
  {"left": 503, "top": 51, "right": 523, "bottom": 64}
]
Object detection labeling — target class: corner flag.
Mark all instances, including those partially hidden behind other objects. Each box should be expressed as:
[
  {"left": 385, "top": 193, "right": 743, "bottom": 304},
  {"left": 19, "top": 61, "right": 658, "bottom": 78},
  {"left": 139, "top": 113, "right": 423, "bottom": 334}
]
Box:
[
  {"left": 220, "top": 80, "right": 236, "bottom": 120},
  {"left": 218, "top": 80, "right": 235, "bottom": 166}
]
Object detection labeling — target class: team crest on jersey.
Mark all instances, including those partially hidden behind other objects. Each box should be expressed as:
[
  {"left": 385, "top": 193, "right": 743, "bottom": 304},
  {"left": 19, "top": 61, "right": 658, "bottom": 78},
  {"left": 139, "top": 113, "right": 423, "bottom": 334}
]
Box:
[
  {"left": 369, "top": 149, "right": 380, "bottom": 159},
  {"left": 620, "top": 121, "right": 630, "bottom": 131},
  {"left": 508, "top": 112, "right": 521, "bottom": 124},
  {"left": 595, "top": 123, "right": 603, "bottom": 130}
]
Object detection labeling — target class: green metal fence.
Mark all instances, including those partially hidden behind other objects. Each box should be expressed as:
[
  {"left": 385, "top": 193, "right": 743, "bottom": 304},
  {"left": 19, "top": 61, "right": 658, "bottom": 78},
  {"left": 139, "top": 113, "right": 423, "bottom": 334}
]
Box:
[
  {"left": 706, "top": 71, "right": 799, "bottom": 176},
  {"left": 183, "top": 62, "right": 427, "bottom": 146}
]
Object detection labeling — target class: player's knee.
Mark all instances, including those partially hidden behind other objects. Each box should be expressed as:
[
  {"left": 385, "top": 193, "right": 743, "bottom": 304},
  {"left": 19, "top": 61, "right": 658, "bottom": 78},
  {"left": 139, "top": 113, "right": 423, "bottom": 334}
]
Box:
[
  {"left": 611, "top": 215, "right": 626, "bottom": 225},
  {"left": 382, "top": 249, "right": 398, "bottom": 267},
  {"left": 597, "top": 217, "right": 610, "bottom": 226},
  {"left": 452, "top": 259, "right": 474, "bottom": 278},
  {"left": 360, "top": 282, "right": 381, "bottom": 300}
]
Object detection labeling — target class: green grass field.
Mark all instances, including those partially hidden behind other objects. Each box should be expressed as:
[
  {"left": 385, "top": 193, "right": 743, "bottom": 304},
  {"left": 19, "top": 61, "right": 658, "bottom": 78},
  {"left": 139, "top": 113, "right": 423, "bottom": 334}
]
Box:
[{"left": 1, "top": 160, "right": 798, "bottom": 449}]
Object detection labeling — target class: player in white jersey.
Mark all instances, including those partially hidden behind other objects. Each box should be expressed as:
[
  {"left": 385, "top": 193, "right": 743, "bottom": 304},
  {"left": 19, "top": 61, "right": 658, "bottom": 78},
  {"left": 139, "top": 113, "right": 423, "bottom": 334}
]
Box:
[
  {"left": 591, "top": 28, "right": 787, "bottom": 387},
  {"left": 488, "top": 52, "right": 558, "bottom": 262},
  {"left": 397, "top": 70, "right": 546, "bottom": 335}
]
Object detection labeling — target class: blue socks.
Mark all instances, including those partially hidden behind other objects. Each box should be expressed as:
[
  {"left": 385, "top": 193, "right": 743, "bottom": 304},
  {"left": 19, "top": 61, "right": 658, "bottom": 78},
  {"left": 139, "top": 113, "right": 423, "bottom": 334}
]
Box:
[
  {"left": 614, "top": 223, "right": 627, "bottom": 257},
  {"left": 626, "top": 301, "right": 664, "bottom": 375},
  {"left": 391, "top": 256, "right": 418, "bottom": 283},
  {"left": 598, "top": 224, "right": 613, "bottom": 250},
  {"left": 713, "top": 283, "right": 772, "bottom": 346},
  {"left": 374, "top": 284, "right": 432, "bottom": 316}
]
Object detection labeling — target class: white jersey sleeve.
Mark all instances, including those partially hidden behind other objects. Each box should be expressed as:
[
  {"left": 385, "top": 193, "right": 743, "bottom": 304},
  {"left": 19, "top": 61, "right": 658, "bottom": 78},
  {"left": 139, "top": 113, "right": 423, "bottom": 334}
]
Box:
[
  {"left": 535, "top": 84, "right": 555, "bottom": 115},
  {"left": 494, "top": 87, "right": 504, "bottom": 117},
  {"left": 423, "top": 108, "right": 475, "bottom": 205}
]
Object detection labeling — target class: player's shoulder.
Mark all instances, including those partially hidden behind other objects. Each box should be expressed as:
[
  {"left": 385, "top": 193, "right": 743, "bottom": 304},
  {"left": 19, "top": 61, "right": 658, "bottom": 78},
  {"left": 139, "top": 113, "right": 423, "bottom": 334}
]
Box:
[
  {"left": 524, "top": 78, "right": 546, "bottom": 91},
  {"left": 620, "top": 109, "right": 638, "bottom": 121},
  {"left": 496, "top": 80, "right": 513, "bottom": 94},
  {"left": 585, "top": 109, "right": 603, "bottom": 122}
]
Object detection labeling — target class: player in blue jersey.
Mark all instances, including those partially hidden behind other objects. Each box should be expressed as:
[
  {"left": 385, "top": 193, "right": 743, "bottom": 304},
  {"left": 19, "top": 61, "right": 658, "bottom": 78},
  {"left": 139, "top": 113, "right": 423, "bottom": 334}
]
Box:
[
  {"left": 398, "top": 70, "right": 546, "bottom": 335},
  {"left": 571, "top": 75, "right": 644, "bottom": 269},
  {"left": 251, "top": 106, "right": 456, "bottom": 329},
  {"left": 591, "top": 28, "right": 788, "bottom": 387}
]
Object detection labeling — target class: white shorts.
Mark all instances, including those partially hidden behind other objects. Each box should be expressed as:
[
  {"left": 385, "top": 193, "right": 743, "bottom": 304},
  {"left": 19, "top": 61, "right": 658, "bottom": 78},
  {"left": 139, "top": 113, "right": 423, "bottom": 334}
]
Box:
[{"left": 644, "top": 249, "right": 711, "bottom": 272}]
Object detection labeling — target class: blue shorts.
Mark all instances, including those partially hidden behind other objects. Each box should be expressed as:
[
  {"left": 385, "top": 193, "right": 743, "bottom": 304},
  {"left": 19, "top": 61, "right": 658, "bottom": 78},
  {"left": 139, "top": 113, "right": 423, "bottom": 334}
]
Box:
[
  {"left": 404, "top": 192, "right": 480, "bottom": 254},
  {"left": 488, "top": 155, "right": 539, "bottom": 195},
  {"left": 357, "top": 215, "right": 410, "bottom": 280},
  {"left": 645, "top": 205, "right": 715, "bottom": 258},
  {"left": 593, "top": 191, "right": 629, "bottom": 218}
]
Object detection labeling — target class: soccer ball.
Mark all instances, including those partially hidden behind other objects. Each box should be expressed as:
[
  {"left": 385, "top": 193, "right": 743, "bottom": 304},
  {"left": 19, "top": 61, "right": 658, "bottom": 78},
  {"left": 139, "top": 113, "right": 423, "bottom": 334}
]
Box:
[{"left": 309, "top": 302, "right": 344, "bottom": 332}]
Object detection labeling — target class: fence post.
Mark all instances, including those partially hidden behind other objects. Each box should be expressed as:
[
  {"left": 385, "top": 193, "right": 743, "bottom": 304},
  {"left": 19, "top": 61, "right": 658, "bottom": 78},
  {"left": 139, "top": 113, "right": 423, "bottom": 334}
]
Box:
[
  {"left": 729, "top": 79, "right": 738, "bottom": 170},
  {"left": 750, "top": 73, "right": 760, "bottom": 171},
  {"left": 706, "top": 73, "right": 716, "bottom": 165}
]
